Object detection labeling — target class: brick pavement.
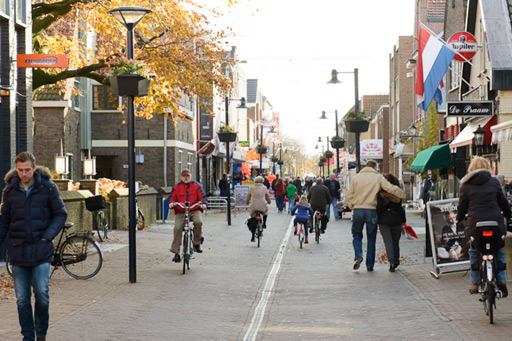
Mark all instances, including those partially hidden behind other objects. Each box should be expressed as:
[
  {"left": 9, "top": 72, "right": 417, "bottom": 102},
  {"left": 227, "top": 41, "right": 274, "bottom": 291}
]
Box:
[{"left": 0, "top": 208, "right": 510, "bottom": 340}]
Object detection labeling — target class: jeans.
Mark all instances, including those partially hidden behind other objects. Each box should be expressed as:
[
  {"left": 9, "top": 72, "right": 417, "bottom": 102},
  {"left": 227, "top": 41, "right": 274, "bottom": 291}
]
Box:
[
  {"left": 12, "top": 262, "right": 51, "bottom": 341},
  {"left": 288, "top": 198, "right": 296, "bottom": 211},
  {"left": 326, "top": 197, "right": 339, "bottom": 220},
  {"left": 351, "top": 209, "right": 378, "bottom": 269},
  {"left": 275, "top": 195, "right": 285, "bottom": 212},
  {"left": 469, "top": 247, "right": 507, "bottom": 285},
  {"left": 379, "top": 224, "right": 402, "bottom": 265}
]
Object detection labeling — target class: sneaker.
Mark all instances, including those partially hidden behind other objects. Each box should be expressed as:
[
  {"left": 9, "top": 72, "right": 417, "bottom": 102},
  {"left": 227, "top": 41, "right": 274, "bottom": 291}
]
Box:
[
  {"left": 389, "top": 265, "right": 395, "bottom": 272},
  {"left": 367, "top": 268, "right": 374, "bottom": 272},
  {"left": 262, "top": 224, "right": 267, "bottom": 229},
  {"left": 335, "top": 216, "right": 342, "bottom": 221},
  {"left": 353, "top": 257, "right": 363, "bottom": 270},
  {"left": 469, "top": 283, "right": 478, "bottom": 294},
  {"left": 321, "top": 229, "right": 326, "bottom": 234},
  {"left": 193, "top": 245, "right": 203, "bottom": 253},
  {"left": 498, "top": 281, "right": 508, "bottom": 298},
  {"left": 251, "top": 237, "right": 255, "bottom": 242},
  {"left": 172, "top": 254, "right": 181, "bottom": 263}
]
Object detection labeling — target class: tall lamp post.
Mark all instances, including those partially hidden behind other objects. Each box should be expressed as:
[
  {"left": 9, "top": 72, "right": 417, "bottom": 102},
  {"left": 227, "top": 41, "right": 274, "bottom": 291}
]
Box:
[
  {"left": 320, "top": 110, "right": 341, "bottom": 174},
  {"left": 224, "top": 96, "right": 249, "bottom": 226},
  {"left": 327, "top": 68, "right": 361, "bottom": 171},
  {"left": 258, "top": 123, "right": 275, "bottom": 175},
  {"left": 473, "top": 125, "right": 485, "bottom": 156},
  {"left": 108, "top": 6, "right": 152, "bottom": 284}
]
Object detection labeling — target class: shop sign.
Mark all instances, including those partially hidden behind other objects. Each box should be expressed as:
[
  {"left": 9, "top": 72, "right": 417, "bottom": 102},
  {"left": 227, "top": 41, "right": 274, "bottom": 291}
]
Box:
[
  {"left": 447, "top": 32, "right": 478, "bottom": 61},
  {"left": 17, "top": 54, "right": 68, "bottom": 68},
  {"left": 360, "top": 139, "right": 383, "bottom": 159},
  {"left": 446, "top": 101, "right": 493, "bottom": 116},
  {"left": 239, "top": 141, "right": 250, "bottom": 147}
]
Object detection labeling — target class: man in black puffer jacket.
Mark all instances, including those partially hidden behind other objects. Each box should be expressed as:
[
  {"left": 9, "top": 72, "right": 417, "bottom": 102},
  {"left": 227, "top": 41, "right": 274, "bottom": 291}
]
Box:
[
  {"left": 0, "top": 152, "right": 68, "bottom": 341},
  {"left": 307, "top": 178, "right": 331, "bottom": 233}
]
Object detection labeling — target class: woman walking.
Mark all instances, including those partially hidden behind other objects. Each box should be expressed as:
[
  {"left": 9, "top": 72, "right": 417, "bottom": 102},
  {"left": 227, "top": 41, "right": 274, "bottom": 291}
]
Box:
[{"left": 377, "top": 173, "right": 406, "bottom": 272}]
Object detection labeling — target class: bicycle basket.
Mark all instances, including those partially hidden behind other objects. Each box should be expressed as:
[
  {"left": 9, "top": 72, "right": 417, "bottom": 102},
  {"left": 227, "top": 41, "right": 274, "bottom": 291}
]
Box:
[
  {"left": 475, "top": 221, "right": 502, "bottom": 253},
  {"left": 85, "top": 195, "right": 106, "bottom": 211}
]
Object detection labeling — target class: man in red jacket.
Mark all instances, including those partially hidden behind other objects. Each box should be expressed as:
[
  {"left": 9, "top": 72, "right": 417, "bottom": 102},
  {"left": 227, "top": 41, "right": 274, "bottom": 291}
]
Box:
[{"left": 168, "top": 169, "right": 207, "bottom": 262}]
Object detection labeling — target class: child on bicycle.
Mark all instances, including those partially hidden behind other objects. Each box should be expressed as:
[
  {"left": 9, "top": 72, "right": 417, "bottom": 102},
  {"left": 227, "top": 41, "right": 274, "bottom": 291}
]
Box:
[{"left": 291, "top": 196, "right": 314, "bottom": 243}]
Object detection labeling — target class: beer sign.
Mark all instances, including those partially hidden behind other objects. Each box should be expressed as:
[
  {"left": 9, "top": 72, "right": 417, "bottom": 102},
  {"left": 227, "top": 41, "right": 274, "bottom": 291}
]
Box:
[{"left": 448, "top": 32, "right": 478, "bottom": 62}]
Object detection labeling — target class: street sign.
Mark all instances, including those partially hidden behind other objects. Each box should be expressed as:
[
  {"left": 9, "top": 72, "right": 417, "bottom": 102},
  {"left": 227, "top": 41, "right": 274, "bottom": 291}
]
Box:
[
  {"left": 447, "top": 32, "right": 478, "bottom": 62},
  {"left": 239, "top": 141, "right": 250, "bottom": 147}
]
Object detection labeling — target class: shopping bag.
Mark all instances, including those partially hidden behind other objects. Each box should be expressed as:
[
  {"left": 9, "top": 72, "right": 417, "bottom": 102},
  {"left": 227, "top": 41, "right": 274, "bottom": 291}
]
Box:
[{"left": 402, "top": 223, "right": 418, "bottom": 239}]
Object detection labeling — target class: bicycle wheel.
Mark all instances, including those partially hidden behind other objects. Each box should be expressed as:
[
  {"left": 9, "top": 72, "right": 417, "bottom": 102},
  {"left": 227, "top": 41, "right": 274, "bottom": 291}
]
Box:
[
  {"left": 182, "top": 232, "right": 189, "bottom": 274},
  {"left": 315, "top": 218, "right": 320, "bottom": 244},
  {"left": 257, "top": 223, "right": 262, "bottom": 248},
  {"left": 136, "top": 210, "right": 145, "bottom": 231},
  {"left": 60, "top": 236, "right": 103, "bottom": 280},
  {"left": 487, "top": 281, "right": 494, "bottom": 324},
  {"left": 96, "top": 210, "right": 108, "bottom": 241},
  {"left": 299, "top": 231, "right": 303, "bottom": 249}
]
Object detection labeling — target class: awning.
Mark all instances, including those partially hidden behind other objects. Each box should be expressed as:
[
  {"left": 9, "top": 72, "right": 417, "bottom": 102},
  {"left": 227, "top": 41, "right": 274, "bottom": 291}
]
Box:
[
  {"left": 491, "top": 119, "right": 512, "bottom": 144},
  {"left": 197, "top": 141, "right": 215, "bottom": 156},
  {"left": 410, "top": 144, "right": 455, "bottom": 172},
  {"left": 449, "top": 116, "right": 495, "bottom": 148}
]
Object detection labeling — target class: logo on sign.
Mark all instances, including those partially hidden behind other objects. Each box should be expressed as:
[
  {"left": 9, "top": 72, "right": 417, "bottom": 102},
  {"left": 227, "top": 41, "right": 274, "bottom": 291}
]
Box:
[
  {"left": 448, "top": 32, "right": 478, "bottom": 61},
  {"left": 25, "top": 56, "right": 59, "bottom": 66}
]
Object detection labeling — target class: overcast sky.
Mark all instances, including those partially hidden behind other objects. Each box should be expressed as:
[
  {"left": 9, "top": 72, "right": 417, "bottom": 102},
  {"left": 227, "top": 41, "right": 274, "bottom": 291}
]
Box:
[{"left": 203, "top": 0, "right": 416, "bottom": 155}]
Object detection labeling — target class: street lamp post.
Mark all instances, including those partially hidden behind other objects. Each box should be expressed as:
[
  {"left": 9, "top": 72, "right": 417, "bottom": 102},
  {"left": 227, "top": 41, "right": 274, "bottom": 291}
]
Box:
[
  {"left": 320, "top": 110, "right": 340, "bottom": 174},
  {"left": 108, "top": 6, "right": 151, "bottom": 284},
  {"left": 258, "top": 123, "right": 275, "bottom": 176},
  {"left": 327, "top": 68, "right": 361, "bottom": 171},
  {"left": 224, "top": 96, "right": 249, "bottom": 226}
]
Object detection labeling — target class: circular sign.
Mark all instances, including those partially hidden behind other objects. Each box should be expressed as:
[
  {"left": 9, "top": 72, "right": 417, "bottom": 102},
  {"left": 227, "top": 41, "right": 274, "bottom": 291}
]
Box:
[{"left": 448, "top": 32, "right": 478, "bottom": 61}]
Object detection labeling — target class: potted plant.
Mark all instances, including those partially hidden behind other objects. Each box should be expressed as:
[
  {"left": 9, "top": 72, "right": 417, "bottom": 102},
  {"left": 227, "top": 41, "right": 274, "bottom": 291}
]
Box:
[
  {"left": 344, "top": 112, "right": 370, "bottom": 133},
  {"left": 256, "top": 144, "right": 268, "bottom": 154},
  {"left": 330, "top": 136, "right": 346, "bottom": 149},
  {"left": 318, "top": 161, "right": 324, "bottom": 167},
  {"left": 270, "top": 155, "right": 279, "bottom": 163},
  {"left": 108, "top": 56, "right": 153, "bottom": 97},
  {"left": 277, "top": 160, "right": 284, "bottom": 165},
  {"left": 217, "top": 125, "right": 237, "bottom": 142},
  {"left": 319, "top": 156, "right": 327, "bottom": 163},
  {"left": 324, "top": 150, "right": 333, "bottom": 159}
]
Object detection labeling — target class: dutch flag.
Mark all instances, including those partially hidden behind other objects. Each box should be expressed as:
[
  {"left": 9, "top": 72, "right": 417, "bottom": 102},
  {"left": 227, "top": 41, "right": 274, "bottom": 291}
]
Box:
[{"left": 415, "top": 25, "right": 456, "bottom": 111}]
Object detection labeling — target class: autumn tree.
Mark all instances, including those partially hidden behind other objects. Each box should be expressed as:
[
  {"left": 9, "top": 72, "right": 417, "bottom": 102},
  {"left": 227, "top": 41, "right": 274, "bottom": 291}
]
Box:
[{"left": 32, "top": 0, "right": 233, "bottom": 120}]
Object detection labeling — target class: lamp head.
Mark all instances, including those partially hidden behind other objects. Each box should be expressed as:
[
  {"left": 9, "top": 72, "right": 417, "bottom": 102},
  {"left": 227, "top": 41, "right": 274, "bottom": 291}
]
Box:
[
  {"left": 327, "top": 69, "right": 342, "bottom": 84},
  {"left": 319, "top": 111, "right": 328, "bottom": 119},
  {"left": 317, "top": 136, "right": 322, "bottom": 143},
  {"left": 268, "top": 126, "right": 276, "bottom": 134},
  {"left": 473, "top": 125, "right": 486, "bottom": 146},
  {"left": 108, "top": 6, "right": 152, "bottom": 28}
]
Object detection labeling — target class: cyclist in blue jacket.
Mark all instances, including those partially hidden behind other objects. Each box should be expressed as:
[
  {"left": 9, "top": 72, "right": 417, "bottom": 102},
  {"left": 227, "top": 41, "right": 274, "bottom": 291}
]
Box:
[{"left": 291, "top": 196, "right": 314, "bottom": 244}]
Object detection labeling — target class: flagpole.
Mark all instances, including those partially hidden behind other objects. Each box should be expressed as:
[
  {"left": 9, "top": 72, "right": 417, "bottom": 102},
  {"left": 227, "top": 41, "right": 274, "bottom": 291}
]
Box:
[{"left": 419, "top": 22, "right": 491, "bottom": 82}]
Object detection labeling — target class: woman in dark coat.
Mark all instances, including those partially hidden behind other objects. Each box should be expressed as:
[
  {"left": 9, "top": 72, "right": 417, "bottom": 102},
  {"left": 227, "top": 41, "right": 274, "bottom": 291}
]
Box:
[
  {"left": 377, "top": 173, "right": 406, "bottom": 272},
  {"left": 456, "top": 157, "right": 511, "bottom": 297}
]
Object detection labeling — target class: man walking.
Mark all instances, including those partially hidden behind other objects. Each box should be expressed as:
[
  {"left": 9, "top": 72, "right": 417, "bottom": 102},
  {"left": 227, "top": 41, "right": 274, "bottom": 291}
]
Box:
[
  {"left": 307, "top": 178, "right": 331, "bottom": 233},
  {"left": 324, "top": 173, "right": 342, "bottom": 221},
  {"left": 218, "top": 174, "right": 229, "bottom": 198},
  {"left": 347, "top": 160, "right": 404, "bottom": 271},
  {"left": 293, "top": 176, "right": 303, "bottom": 196},
  {"left": 168, "top": 169, "right": 207, "bottom": 262},
  {"left": 0, "top": 152, "right": 68, "bottom": 341}
]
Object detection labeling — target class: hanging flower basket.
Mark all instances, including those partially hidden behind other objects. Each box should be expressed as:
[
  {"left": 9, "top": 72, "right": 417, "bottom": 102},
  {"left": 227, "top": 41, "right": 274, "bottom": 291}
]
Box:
[
  {"left": 318, "top": 161, "right": 324, "bottom": 167},
  {"left": 324, "top": 150, "right": 333, "bottom": 159},
  {"left": 217, "top": 132, "right": 237, "bottom": 142},
  {"left": 330, "top": 137, "right": 346, "bottom": 149},
  {"left": 320, "top": 157, "right": 327, "bottom": 163},
  {"left": 277, "top": 160, "right": 284, "bottom": 165},
  {"left": 256, "top": 145, "right": 268, "bottom": 154},
  {"left": 345, "top": 119, "right": 369, "bottom": 133},
  {"left": 270, "top": 156, "right": 279, "bottom": 163},
  {"left": 109, "top": 74, "right": 152, "bottom": 97}
]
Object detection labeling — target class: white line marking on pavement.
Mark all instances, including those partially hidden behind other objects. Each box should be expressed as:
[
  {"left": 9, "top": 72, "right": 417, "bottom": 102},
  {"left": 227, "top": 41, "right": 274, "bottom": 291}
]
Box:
[{"left": 243, "top": 219, "right": 293, "bottom": 341}]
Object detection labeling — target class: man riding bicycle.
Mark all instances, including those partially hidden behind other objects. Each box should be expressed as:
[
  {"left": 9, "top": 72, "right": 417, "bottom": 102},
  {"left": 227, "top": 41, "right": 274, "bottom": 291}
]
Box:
[
  {"left": 168, "top": 169, "right": 207, "bottom": 263},
  {"left": 307, "top": 177, "right": 331, "bottom": 233}
]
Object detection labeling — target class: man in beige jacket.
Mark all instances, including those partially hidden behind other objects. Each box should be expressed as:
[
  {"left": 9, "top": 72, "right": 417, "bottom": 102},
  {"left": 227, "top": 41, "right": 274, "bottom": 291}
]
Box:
[{"left": 347, "top": 160, "right": 405, "bottom": 271}]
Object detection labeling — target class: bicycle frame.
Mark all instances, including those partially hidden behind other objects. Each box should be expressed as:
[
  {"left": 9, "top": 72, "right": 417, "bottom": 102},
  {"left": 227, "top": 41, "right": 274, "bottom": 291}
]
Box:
[
  {"left": 173, "top": 202, "right": 201, "bottom": 274},
  {"left": 255, "top": 212, "right": 264, "bottom": 248}
]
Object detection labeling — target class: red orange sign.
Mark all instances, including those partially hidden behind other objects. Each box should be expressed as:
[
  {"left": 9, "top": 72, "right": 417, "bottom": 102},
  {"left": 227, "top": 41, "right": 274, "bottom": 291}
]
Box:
[
  {"left": 447, "top": 32, "right": 478, "bottom": 62},
  {"left": 17, "top": 54, "right": 68, "bottom": 68}
]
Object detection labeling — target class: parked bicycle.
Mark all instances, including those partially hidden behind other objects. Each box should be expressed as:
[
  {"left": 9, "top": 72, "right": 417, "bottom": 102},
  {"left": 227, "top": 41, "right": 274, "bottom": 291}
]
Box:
[
  {"left": 171, "top": 202, "right": 201, "bottom": 274},
  {"left": 6, "top": 222, "right": 103, "bottom": 280},
  {"left": 85, "top": 195, "right": 109, "bottom": 242},
  {"left": 135, "top": 197, "right": 145, "bottom": 231},
  {"left": 472, "top": 221, "right": 506, "bottom": 324}
]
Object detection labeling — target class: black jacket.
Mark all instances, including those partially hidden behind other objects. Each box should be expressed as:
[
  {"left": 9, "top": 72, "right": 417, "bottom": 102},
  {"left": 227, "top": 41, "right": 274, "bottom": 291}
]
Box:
[
  {"left": 456, "top": 170, "right": 511, "bottom": 240},
  {"left": 0, "top": 167, "right": 68, "bottom": 266},
  {"left": 377, "top": 192, "right": 405, "bottom": 226},
  {"left": 293, "top": 179, "right": 303, "bottom": 195},
  {"left": 324, "top": 179, "right": 341, "bottom": 200},
  {"left": 307, "top": 183, "right": 331, "bottom": 211}
]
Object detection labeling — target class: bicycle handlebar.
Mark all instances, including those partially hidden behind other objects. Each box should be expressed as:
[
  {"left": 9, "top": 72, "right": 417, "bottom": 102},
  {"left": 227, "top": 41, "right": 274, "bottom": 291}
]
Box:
[{"left": 172, "top": 202, "right": 203, "bottom": 210}]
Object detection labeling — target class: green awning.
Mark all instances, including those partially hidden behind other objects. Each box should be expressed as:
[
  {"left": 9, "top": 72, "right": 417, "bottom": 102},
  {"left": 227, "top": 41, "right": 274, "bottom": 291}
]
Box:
[{"left": 410, "top": 144, "right": 455, "bottom": 172}]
